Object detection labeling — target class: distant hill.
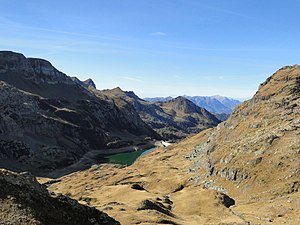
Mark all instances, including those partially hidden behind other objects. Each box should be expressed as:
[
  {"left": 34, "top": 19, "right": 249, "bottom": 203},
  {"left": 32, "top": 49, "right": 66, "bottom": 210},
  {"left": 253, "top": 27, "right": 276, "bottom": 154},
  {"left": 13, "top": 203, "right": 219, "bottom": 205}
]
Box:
[
  {"left": 144, "top": 95, "right": 242, "bottom": 114},
  {"left": 102, "top": 88, "right": 221, "bottom": 140}
]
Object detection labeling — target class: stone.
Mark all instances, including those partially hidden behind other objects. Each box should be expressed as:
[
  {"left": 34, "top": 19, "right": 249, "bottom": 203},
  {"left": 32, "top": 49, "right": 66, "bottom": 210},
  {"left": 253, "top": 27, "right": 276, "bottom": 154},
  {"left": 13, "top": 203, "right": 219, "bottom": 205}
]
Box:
[
  {"left": 137, "top": 199, "right": 174, "bottom": 217},
  {"left": 131, "top": 183, "right": 146, "bottom": 191}
]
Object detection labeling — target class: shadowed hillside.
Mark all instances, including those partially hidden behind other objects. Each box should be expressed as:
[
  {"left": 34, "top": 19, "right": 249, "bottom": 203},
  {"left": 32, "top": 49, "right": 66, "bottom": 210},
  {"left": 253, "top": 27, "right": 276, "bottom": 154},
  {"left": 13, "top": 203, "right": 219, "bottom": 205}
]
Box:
[
  {"left": 0, "top": 169, "right": 120, "bottom": 225},
  {"left": 0, "top": 51, "right": 159, "bottom": 177}
]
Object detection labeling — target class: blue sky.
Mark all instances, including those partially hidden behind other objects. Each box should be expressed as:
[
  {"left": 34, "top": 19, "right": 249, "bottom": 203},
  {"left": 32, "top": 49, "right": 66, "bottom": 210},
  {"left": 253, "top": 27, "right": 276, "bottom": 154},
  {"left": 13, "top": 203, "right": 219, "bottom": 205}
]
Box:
[{"left": 1, "top": 0, "right": 300, "bottom": 99}]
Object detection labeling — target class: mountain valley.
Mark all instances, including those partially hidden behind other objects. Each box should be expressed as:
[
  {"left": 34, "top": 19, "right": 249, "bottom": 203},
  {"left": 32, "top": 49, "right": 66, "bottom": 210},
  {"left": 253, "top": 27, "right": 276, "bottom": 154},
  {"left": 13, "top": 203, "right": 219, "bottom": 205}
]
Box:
[
  {"left": 0, "top": 51, "right": 299, "bottom": 225},
  {"left": 0, "top": 51, "right": 160, "bottom": 177},
  {"left": 0, "top": 51, "right": 222, "bottom": 178},
  {"left": 47, "top": 65, "right": 300, "bottom": 224},
  {"left": 1, "top": 1, "right": 299, "bottom": 225}
]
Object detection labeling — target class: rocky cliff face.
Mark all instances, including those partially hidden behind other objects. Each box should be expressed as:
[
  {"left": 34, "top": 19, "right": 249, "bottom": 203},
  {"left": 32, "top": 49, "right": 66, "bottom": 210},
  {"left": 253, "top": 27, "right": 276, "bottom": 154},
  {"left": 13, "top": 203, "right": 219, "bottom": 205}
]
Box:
[
  {"left": 0, "top": 169, "right": 120, "bottom": 225},
  {"left": 50, "top": 65, "right": 300, "bottom": 225},
  {"left": 71, "top": 77, "right": 96, "bottom": 90},
  {"left": 102, "top": 88, "right": 221, "bottom": 140},
  {"left": 186, "top": 65, "right": 300, "bottom": 189},
  {"left": 0, "top": 51, "right": 83, "bottom": 99},
  {"left": 0, "top": 51, "right": 159, "bottom": 177}
]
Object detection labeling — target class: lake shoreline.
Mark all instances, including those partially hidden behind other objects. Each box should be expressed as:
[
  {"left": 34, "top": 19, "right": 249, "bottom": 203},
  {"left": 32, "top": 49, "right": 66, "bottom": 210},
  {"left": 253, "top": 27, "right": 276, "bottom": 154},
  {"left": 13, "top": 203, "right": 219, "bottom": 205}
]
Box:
[
  {"left": 47, "top": 141, "right": 159, "bottom": 178},
  {"left": 96, "top": 141, "right": 157, "bottom": 155},
  {"left": 105, "top": 146, "right": 157, "bottom": 165}
]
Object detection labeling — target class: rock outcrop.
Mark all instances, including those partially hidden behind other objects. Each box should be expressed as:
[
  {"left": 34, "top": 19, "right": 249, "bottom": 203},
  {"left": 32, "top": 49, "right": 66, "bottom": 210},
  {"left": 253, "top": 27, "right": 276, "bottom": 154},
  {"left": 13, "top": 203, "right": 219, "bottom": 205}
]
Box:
[
  {"left": 0, "top": 169, "right": 120, "bottom": 225},
  {"left": 71, "top": 77, "right": 96, "bottom": 90},
  {"left": 186, "top": 65, "right": 300, "bottom": 191},
  {"left": 0, "top": 51, "right": 159, "bottom": 177},
  {"left": 184, "top": 65, "right": 300, "bottom": 223}
]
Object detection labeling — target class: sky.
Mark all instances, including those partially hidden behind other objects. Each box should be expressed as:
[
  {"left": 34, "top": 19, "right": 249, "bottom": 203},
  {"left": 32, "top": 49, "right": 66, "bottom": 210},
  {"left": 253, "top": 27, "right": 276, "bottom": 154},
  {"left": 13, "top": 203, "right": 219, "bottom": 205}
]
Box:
[{"left": 0, "top": 0, "right": 300, "bottom": 99}]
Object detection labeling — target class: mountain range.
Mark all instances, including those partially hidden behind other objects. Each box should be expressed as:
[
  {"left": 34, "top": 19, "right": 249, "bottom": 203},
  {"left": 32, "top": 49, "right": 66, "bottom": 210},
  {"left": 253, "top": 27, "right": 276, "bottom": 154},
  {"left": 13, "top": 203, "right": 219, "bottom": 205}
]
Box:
[
  {"left": 1, "top": 50, "right": 299, "bottom": 224},
  {"left": 101, "top": 88, "right": 220, "bottom": 140},
  {"left": 0, "top": 51, "right": 221, "bottom": 177},
  {"left": 145, "top": 95, "right": 242, "bottom": 114},
  {"left": 0, "top": 51, "right": 160, "bottom": 177}
]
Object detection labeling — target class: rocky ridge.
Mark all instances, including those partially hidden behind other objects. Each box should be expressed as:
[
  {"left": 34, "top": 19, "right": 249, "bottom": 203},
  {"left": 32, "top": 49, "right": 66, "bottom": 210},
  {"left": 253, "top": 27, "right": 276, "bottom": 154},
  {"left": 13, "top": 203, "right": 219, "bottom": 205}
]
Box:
[
  {"left": 0, "top": 51, "right": 159, "bottom": 177},
  {"left": 71, "top": 77, "right": 96, "bottom": 90},
  {"left": 101, "top": 88, "right": 221, "bottom": 140}
]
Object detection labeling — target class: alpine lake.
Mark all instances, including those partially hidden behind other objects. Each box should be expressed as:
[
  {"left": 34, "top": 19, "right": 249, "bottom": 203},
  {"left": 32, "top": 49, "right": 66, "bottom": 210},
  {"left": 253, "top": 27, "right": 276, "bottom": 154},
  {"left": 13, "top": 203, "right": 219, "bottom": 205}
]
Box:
[{"left": 105, "top": 147, "right": 157, "bottom": 165}]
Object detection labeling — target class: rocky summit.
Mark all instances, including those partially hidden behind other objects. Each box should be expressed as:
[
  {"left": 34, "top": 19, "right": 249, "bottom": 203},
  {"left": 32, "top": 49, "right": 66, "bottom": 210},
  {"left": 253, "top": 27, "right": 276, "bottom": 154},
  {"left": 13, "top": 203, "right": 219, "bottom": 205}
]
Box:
[
  {"left": 102, "top": 88, "right": 221, "bottom": 140},
  {"left": 48, "top": 65, "right": 300, "bottom": 224},
  {"left": 0, "top": 51, "right": 159, "bottom": 177}
]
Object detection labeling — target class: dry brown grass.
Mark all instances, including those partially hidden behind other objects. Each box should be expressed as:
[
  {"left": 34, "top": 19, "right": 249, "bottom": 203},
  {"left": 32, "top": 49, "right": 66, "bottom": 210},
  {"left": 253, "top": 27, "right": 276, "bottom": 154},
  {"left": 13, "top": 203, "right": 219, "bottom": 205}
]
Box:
[{"left": 46, "top": 65, "right": 300, "bottom": 225}]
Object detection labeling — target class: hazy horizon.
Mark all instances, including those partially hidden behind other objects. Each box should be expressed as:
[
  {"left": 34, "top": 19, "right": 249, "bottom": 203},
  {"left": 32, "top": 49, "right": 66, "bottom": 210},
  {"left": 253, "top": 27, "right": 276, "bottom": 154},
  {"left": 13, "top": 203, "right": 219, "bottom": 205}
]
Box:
[{"left": 1, "top": 0, "right": 299, "bottom": 98}]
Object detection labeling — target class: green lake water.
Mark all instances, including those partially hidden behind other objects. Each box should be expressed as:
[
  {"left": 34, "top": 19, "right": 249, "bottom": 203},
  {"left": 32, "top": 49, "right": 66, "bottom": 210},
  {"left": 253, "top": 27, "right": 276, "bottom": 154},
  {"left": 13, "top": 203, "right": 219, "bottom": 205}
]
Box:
[{"left": 106, "top": 147, "right": 157, "bottom": 165}]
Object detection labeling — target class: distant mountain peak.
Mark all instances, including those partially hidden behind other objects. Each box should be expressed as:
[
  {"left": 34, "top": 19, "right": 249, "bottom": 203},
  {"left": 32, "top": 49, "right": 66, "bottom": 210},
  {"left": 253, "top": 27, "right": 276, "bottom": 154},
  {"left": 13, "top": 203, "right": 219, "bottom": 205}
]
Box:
[
  {"left": 124, "top": 90, "right": 143, "bottom": 100},
  {"left": 112, "top": 86, "right": 123, "bottom": 91},
  {"left": 211, "top": 95, "right": 227, "bottom": 101},
  {"left": 145, "top": 95, "right": 241, "bottom": 114},
  {"left": 28, "top": 57, "right": 54, "bottom": 70},
  {"left": 0, "top": 51, "right": 75, "bottom": 87},
  {"left": 106, "top": 87, "right": 126, "bottom": 95},
  {"left": 167, "top": 96, "right": 203, "bottom": 114},
  {"left": 83, "top": 78, "right": 96, "bottom": 89},
  {"left": 0, "top": 51, "right": 30, "bottom": 72},
  {"left": 173, "top": 96, "right": 187, "bottom": 101},
  {"left": 0, "top": 50, "right": 62, "bottom": 79},
  {"left": 144, "top": 96, "right": 173, "bottom": 102},
  {"left": 72, "top": 77, "right": 96, "bottom": 89},
  {"left": 103, "top": 87, "right": 143, "bottom": 101}
]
